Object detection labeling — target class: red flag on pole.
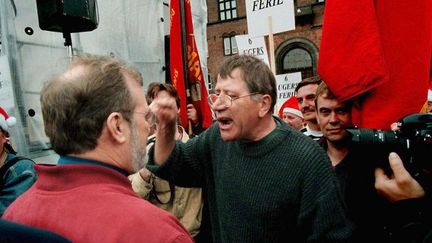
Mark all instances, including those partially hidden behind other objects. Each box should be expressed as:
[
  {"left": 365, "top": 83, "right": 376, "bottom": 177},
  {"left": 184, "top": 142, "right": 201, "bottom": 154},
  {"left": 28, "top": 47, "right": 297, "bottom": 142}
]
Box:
[
  {"left": 318, "top": 0, "right": 431, "bottom": 129},
  {"left": 169, "top": 0, "right": 213, "bottom": 131}
]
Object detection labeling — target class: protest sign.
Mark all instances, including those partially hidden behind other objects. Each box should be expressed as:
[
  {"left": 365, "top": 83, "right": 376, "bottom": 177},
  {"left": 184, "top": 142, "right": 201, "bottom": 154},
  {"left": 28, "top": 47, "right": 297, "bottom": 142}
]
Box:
[
  {"left": 275, "top": 72, "right": 302, "bottom": 114},
  {"left": 235, "top": 35, "right": 270, "bottom": 67},
  {"left": 245, "top": 0, "right": 295, "bottom": 38}
]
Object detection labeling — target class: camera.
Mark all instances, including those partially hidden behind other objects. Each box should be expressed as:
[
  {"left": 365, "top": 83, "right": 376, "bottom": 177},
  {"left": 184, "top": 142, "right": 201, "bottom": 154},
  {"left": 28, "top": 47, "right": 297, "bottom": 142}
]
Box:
[{"left": 346, "top": 113, "right": 432, "bottom": 188}]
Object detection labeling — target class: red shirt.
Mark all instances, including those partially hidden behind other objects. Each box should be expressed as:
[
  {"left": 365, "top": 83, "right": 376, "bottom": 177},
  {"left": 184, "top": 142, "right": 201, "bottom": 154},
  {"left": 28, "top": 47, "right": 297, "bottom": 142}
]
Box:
[{"left": 4, "top": 164, "right": 193, "bottom": 243}]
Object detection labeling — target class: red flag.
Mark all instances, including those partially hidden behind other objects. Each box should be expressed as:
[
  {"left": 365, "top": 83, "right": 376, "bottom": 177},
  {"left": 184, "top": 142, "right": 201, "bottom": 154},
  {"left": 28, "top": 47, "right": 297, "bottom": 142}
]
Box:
[
  {"left": 169, "top": 0, "right": 213, "bottom": 130},
  {"left": 318, "top": 0, "right": 431, "bottom": 129}
]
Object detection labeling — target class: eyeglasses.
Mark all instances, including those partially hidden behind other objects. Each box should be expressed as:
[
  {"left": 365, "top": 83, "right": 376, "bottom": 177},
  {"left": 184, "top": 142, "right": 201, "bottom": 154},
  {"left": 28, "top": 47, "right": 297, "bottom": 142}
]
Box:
[{"left": 207, "top": 92, "right": 259, "bottom": 108}]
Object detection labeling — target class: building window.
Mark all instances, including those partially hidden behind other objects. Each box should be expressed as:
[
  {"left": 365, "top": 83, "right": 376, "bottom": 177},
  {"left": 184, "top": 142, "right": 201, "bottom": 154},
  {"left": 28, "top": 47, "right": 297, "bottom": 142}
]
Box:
[
  {"left": 282, "top": 48, "right": 313, "bottom": 78},
  {"left": 223, "top": 35, "right": 238, "bottom": 56},
  {"left": 219, "top": 0, "right": 237, "bottom": 21}
]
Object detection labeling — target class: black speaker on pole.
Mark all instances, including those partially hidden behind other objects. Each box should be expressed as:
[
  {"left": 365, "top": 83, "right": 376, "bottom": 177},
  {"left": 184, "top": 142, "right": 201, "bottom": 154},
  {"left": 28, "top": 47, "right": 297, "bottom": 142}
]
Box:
[
  {"left": 35, "top": 0, "right": 98, "bottom": 58},
  {"left": 36, "top": 0, "right": 98, "bottom": 33}
]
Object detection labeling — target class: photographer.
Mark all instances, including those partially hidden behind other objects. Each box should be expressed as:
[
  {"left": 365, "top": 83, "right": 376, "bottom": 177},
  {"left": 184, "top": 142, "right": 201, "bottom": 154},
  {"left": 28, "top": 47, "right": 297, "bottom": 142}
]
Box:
[
  {"left": 315, "top": 82, "right": 384, "bottom": 241},
  {"left": 315, "top": 81, "right": 432, "bottom": 242}
]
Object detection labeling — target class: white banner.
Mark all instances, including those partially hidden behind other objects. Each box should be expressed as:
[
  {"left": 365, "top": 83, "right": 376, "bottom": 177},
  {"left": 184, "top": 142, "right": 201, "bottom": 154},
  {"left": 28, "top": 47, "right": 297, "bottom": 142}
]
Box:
[
  {"left": 235, "top": 35, "right": 270, "bottom": 67},
  {"left": 245, "top": 0, "right": 295, "bottom": 38},
  {"left": 275, "top": 72, "right": 302, "bottom": 114}
]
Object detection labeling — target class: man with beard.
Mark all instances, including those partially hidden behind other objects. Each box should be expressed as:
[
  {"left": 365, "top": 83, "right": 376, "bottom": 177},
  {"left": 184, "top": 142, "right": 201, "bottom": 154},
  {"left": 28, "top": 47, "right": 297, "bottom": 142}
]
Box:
[
  {"left": 147, "top": 55, "right": 353, "bottom": 242},
  {"left": 2, "top": 54, "right": 193, "bottom": 243},
  {"left": 315, "top": 81, "right": 431, "bottom": 242},
  {"left": 295, "top": 77, "right": 323, "bottom": 141}
]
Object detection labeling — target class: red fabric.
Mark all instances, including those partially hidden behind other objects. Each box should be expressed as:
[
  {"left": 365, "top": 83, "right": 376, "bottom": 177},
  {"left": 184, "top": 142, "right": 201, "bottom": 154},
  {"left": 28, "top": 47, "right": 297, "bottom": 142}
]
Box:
[
  {"left": 318, "top": 0, "right": 432, "bottom": 129},
  {"left": 170, "top": 0, "right": 213, "bottom": 130},
  {"left": 3, "top": 164, "right": 193, "bottom": 243}
]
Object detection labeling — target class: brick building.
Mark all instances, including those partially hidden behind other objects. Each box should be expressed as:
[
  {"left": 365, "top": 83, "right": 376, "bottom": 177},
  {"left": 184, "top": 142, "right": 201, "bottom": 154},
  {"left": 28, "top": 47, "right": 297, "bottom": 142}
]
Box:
[{"left": 206, "top": 0, "right": 325, "bottom": 91}]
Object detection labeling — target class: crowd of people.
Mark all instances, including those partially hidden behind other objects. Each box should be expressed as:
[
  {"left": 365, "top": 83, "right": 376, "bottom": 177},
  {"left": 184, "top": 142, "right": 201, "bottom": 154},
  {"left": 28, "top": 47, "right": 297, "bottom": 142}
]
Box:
[{"left": 0, "top": 53, "right": 431, "bottom": 242}]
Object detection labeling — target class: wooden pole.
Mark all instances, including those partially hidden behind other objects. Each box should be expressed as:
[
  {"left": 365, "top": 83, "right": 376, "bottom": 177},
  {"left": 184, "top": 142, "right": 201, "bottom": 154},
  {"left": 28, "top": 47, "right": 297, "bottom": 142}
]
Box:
[
  {"left": 178, "top": 0, "right": 193, "bottom": 135},
  {"left": 268, "top": 16, "right": 278, "bottom": 115},
  {"left": 268, "top": 16, "right": 276, "bottom": 75}
]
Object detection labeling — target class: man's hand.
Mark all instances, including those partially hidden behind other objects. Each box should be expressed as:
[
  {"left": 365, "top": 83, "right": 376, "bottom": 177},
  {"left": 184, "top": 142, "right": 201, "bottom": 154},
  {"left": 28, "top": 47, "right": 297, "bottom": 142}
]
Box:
[
  {"left": 375, "top": 152, "right": 425, "bottom": 202},
  {"left": 150, "top": 93, "right": 178, "bottom": 164},
  {"left": 186, "top": 104, "right": 199, "bottom": 126},
  {"left": 150, "top": 92, "right": 178, "bottom": 130}
]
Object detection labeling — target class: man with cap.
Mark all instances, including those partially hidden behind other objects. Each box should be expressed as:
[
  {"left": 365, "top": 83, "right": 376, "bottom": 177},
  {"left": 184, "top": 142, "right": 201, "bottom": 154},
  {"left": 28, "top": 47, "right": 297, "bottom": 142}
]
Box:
[
  {"left": 278, "top": 96, "right": 305, "bottom": 130},
  {"left": 0, "top": 106, "right": 36, "bottom": 216}
]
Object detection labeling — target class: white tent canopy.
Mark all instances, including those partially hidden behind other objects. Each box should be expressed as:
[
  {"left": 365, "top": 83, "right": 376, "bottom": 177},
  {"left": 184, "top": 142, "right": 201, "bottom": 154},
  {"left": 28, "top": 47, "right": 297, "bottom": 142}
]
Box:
[{"left": 0, "top": 0, "right": 208, "bottom": 163}]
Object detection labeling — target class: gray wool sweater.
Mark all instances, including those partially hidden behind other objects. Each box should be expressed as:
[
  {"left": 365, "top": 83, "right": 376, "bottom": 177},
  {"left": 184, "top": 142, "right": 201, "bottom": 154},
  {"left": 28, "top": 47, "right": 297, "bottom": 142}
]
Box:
[{"left": 148, "top": 117, "right": 353, "bottom": 243}]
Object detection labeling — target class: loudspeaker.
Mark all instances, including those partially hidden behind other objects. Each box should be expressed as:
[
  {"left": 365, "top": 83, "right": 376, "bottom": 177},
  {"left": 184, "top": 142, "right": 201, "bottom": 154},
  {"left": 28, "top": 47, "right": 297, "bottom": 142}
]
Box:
[{"left": 36, "top": 0, "right": 98, "bottom": 33}]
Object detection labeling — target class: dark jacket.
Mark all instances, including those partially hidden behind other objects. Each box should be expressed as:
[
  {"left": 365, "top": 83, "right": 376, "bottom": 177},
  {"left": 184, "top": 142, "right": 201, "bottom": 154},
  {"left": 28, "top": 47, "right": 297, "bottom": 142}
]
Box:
[
  {"left": 0, "top": 219, "right": 71, "bottom": 243},
  {"left": 0, "top": 153, "right": 36, "bottom": 215}
]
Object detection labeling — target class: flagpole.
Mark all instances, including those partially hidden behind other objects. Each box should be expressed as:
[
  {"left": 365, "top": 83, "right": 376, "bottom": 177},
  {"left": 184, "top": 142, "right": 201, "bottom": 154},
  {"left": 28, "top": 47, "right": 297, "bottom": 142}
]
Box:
[{"left": 178, "top": 0, "right": 193, "bottom": 135}]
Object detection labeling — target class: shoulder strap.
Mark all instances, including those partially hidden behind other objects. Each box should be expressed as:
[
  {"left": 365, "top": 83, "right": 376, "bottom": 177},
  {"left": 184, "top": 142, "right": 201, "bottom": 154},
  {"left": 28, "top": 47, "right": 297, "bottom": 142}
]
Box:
[
  {"left": 0, "top": 156, "right": 34, "bottom": 186},
  {"left": 150, "top": 181, "right": 176, "bottom": 205}
]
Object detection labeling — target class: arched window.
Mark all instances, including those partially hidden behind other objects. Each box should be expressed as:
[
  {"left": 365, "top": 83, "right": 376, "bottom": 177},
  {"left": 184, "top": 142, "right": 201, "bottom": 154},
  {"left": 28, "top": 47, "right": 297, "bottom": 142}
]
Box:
[
  {"left": 282, "top": 48, "right": 313, "bottom": 78},
  {"left": 275, "top": 38, "right": 319, "bottom": 79}
]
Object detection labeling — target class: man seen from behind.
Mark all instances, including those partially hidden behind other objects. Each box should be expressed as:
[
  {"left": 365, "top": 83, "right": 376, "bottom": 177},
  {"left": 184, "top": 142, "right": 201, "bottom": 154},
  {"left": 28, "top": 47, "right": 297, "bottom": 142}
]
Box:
[{"left": 3, "top": 54, "right": 193, "bottom": 243}]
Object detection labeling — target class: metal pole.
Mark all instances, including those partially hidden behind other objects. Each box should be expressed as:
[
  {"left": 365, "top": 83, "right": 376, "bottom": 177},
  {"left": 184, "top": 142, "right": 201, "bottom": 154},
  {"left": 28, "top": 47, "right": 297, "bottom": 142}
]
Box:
[{"left": 63, "top": 31, "right": 74, "bottom": 62}]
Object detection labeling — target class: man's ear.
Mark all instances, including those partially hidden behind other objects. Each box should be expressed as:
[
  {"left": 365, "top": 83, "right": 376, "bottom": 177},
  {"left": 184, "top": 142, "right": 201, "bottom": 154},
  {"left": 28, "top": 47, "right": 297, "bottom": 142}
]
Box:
[
  {"left": 258, "top": 94, "right": 273, "bottom": 117},
  {"left": 106, "top": 112, "right": 128, "bottom": 144}
]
